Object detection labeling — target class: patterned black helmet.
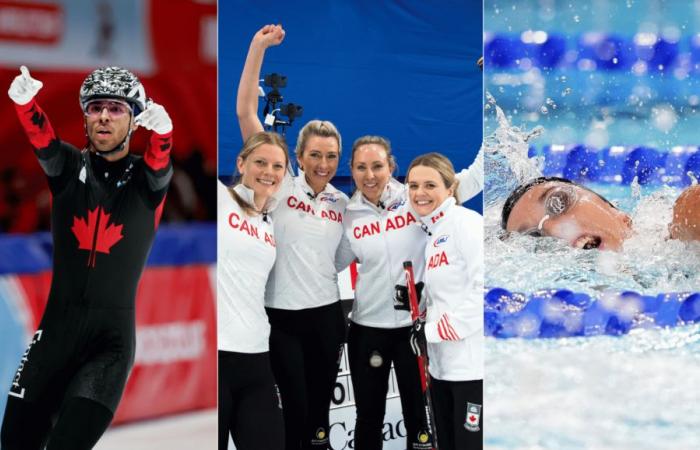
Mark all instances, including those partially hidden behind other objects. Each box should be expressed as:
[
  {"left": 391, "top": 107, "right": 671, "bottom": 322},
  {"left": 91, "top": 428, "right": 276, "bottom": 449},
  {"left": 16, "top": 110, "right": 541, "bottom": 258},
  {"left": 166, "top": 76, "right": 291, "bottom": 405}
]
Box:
[{"left": 79, "top": 66, "right": 147, "bottom": 115}]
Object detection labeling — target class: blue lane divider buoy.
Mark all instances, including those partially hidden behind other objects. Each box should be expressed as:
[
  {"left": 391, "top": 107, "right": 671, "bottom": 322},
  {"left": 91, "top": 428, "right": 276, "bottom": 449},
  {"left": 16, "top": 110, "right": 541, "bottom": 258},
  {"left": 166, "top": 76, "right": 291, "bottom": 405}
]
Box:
[
  {"left": 484, "top": 32, "right": 686, "bottom": 70},
  {"left": 484, "top": 287, "right": 698, "bottom": 338},
  {"left": 578, "top": 33, "right": 634, "bottom": 70},
  {"left": 622, "top": 146, "right": 667, "bottom": 185},
  {"left": 534, "top": 144, "right": 698, "bottom": 186}
]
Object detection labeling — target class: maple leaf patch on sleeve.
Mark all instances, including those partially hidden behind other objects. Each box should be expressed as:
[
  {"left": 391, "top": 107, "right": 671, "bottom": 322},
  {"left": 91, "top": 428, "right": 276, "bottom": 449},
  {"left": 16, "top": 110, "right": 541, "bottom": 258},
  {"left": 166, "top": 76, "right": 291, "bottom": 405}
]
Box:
[{"left": 71, "top": 207, "right": 124, "bottom": 267}]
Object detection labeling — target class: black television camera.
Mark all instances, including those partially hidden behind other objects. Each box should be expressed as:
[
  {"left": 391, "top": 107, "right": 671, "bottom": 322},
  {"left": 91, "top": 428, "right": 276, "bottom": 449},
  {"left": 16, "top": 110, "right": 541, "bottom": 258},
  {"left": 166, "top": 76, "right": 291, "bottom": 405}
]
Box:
[{"left": 261, "top": 73, "right": 303, "bottom": 134}]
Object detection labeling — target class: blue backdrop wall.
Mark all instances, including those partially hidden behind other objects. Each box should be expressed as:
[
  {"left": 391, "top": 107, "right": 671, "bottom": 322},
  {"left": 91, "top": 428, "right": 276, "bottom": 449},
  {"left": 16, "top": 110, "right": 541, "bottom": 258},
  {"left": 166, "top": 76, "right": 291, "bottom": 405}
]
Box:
[{"left": 219, "top": 0, "right": 483, "bottom": 212}]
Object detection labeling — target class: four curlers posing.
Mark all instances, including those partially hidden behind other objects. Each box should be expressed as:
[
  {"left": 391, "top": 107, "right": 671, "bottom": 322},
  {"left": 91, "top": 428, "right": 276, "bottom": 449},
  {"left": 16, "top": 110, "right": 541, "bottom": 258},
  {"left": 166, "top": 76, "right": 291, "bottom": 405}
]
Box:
[{"left": 218, "top": 24, "right": 484, "bottom": 450}]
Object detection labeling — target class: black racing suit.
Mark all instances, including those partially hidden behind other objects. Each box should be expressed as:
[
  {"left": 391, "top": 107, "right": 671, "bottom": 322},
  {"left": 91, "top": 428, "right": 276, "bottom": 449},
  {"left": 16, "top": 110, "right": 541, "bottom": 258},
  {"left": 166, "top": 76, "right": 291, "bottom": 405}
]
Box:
[{"left": 1, "top": 98, "right": 172, "bottom": 450}]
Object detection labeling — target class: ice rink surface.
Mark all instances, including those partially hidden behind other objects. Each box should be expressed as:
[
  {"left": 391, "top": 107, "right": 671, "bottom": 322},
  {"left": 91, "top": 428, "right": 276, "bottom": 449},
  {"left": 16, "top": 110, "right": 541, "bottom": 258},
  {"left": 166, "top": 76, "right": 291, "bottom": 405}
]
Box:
[{"left": 96, "top": 409, "right": 216, "bottom": 450}]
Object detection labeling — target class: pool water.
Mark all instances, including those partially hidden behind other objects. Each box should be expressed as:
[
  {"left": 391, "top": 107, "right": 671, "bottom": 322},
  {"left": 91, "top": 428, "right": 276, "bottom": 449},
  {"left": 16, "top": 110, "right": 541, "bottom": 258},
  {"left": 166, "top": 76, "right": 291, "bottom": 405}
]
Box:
[
  {"left": 484, "top": 102, "right": 700, "bottom": 297},
  {"left": 485, "top": 324, "right": 700, "bottom": 450},
  {"left": 483, "top": 0, "right": 700, "bottom": 441}
]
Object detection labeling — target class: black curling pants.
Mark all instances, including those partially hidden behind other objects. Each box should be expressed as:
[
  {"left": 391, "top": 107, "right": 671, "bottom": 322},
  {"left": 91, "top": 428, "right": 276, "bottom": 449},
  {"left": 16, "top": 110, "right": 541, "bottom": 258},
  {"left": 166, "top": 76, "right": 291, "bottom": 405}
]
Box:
[
  {"left": 431, "top": 378, "right": 483, "bottom": 450},
  {"left": 218, "top": 350, "right": 285, "bottom": 450},
  {"left": 347, "top": 322, "right": 427, "bottom": 450},
  {"left": 266, "top": 301, "right": 346, "bottom": 450}
]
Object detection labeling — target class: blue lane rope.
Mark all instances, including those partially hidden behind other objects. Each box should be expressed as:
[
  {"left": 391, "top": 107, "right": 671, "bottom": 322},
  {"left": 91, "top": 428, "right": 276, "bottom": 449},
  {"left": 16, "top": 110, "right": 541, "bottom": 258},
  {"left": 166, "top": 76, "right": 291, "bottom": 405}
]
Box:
[
  {"left": 485, "top": 287, "right": 700, "bottom": 338},
  {"left": 527, "top": 144, "right": 700, "bottom": 186},
  {"left": 484, "top": 32, "right": 694, "bottom": 72}
]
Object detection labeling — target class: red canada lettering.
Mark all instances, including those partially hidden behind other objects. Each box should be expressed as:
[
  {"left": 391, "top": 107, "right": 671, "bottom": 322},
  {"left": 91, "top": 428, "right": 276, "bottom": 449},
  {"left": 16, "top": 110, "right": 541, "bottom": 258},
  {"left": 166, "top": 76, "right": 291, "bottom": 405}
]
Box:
[
  {"left": 321, "top": 210, "right": 342, "bottom": 223},
  {"left": 240, "top": 220, "right": 259, "bottom": 238},
  {"left": 427, "top": 251, "right": 449, "bottom": 270},
  {"left": 264, "top": 232, "right": 276, "bottom": 247},
  {"left": 228, "top": 212, "right": 241, "bottom": 228},
  {"left": 406, "top": 211, "right": 417, "bottom": 225},
  {"left": 353, "top": 221, "right": 381, "bottom": 239},
  {"left": 228, "top": 212, "right": 259, "bottom": 239},
  {"left": 385, "top": 212, "right": 417, "bottom": 232},
  {"left": 287, "top": 195, "right": 315, "bottom": 215}
]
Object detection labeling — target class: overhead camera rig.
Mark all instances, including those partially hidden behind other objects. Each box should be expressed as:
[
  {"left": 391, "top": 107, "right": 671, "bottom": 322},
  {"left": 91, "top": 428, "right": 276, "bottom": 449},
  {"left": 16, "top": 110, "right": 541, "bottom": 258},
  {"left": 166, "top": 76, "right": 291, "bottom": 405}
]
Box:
[{"left": 260, "top": 73, "right": 303, "bottom": 135}]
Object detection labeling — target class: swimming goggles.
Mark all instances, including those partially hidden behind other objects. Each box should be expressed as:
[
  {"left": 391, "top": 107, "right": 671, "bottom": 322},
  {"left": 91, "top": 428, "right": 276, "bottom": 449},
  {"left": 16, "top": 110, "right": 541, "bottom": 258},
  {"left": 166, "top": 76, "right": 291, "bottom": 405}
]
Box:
[{"left": 528, "top": 185, "right": 579, "bottom": 236}]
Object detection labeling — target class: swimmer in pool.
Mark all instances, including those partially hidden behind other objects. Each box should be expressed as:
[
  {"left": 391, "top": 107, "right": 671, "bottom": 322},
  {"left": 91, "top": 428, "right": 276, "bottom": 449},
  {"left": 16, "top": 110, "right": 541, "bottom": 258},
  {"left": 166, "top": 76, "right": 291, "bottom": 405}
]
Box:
[{"left": 502, "top": 176, "right": 700, "bottom": 251}]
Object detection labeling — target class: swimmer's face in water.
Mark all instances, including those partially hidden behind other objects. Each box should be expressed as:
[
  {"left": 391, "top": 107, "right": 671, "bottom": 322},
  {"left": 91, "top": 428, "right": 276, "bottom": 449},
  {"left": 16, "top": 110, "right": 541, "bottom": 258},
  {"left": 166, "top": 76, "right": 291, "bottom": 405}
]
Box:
[{"left": 505, "top": 181, "right": 633, "bottom": 251}]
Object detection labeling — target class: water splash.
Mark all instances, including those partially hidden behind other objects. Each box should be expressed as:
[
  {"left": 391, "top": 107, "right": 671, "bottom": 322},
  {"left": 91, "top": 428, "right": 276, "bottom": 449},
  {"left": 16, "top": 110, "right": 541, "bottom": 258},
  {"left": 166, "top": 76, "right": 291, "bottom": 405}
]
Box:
[
  {"left": 630, "top": 174, "right": 641, "bottom": 200},
  {"left": 484, "top": 92, "right": 544, "bottom": 206},
  {"left": 484, "top": 95, "right": 700, "bottom": 296}
]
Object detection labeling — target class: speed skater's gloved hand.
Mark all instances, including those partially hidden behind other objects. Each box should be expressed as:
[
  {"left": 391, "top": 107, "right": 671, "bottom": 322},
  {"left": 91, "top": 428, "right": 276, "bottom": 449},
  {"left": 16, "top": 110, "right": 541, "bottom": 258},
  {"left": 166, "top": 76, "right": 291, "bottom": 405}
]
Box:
[
  {"left": 393, "top": 281, "right": 424, "bottom": 311},
  {"left": 409, "top": 318, "right": 427, "bottom": 357},
  {"left": 8, "top": 66, "right": 43, "bottom": 105},
  {"left": 134, "top": 100, "right": 172, "bottom": 134}
]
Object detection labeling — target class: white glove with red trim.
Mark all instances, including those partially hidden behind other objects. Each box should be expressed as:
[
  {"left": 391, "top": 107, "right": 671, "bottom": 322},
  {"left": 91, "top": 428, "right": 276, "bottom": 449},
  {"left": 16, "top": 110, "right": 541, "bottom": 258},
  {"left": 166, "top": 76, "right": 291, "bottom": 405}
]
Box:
[
  {"left": 8, "top": 66, "right": 43, "bottom": 105},
  {"left": 135, "top": 100, "right": 173, "bottom": 135}
]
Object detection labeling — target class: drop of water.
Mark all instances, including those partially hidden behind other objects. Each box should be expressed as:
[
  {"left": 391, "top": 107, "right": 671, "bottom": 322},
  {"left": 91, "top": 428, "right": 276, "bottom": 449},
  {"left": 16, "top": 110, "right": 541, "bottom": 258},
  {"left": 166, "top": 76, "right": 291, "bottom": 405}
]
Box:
[
  {"left": 631, "top": 171, "right": 642, "bottom": 200},
  {"left": 573, "top": 15, "right": 580, "bottom": 22},
  {"left": 562, "top": 87, "right": 572, "bottom": 96},
  {"left": 541, "top": 106, "right": 549, "bottom": 114},
  {"left": 485, "top": 91, "right": 497, "bottom": 105},
  {"left": 651, "top": 104, "right": 678, "bottom": 133}
]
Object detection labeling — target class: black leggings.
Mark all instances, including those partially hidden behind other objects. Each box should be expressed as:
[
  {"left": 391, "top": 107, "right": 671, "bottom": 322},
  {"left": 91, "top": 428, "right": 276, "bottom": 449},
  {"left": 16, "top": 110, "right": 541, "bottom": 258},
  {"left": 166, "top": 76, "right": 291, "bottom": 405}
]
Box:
[
  {"left": 218, "top": 350, "right": 284, "bottom": 450},
  {"left": 431, "top": 378, "right": 483, "bottom": 450},
  {"left": 1, "top": 395, "right": 113, "bottom": 450},
  {"left": 347, "top": 322, "right": 426, "bottom": 450},
  {"left": 266, "top": 301, "right": 346, "bottom": 450}
]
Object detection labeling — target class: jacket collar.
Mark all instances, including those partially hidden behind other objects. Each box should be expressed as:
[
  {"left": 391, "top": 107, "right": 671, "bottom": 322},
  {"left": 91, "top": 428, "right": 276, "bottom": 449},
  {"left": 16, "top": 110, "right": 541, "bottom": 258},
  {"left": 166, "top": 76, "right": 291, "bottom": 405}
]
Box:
[
  {"left": 348, "top": 177, "right": 404, "bottom": 212},
  {"left": 296, "top": 169, "right": 341, "bottom": 199},
  {"left": 420, "top": 197, "right": 456, "bottom": 229},
  {"left": 232, "top": 183, "right": 279, "bottom": 214}
]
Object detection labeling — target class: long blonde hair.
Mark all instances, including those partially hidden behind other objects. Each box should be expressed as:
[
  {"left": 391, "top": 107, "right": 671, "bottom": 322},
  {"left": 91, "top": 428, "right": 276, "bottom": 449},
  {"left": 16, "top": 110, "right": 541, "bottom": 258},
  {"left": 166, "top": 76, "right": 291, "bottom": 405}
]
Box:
[
  {"left": 229, "top": 131, "right": 289, "bottom": 216},
  {"left": 406, "top": 152, "right": 461, "bottom": 203}
]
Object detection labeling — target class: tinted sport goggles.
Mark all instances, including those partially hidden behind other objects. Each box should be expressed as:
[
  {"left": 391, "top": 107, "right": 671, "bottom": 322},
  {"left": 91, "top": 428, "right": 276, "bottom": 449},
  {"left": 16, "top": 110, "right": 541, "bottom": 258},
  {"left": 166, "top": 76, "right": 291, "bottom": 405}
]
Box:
[{"left": 84, "top": 100, "right": 132, "bottom": 118}]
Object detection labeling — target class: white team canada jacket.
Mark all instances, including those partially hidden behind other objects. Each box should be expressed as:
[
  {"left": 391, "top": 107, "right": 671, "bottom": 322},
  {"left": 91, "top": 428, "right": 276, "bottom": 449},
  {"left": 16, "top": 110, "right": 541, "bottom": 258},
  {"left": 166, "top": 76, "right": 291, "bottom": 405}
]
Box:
[
  {"left": 337, "top": 156, "right": 484, "bottom": 329},
  {"left": 421, "top": 197, "right": 484, "bottom": 381},
  {"left": 265, "top": 170, "right": 349, "bottom": 310},
  {"left": 217, "top": 181, "right": 278, "bottom": 353},
  {"left": 338, "top": 178, "right": 426, "bottom": 328}
]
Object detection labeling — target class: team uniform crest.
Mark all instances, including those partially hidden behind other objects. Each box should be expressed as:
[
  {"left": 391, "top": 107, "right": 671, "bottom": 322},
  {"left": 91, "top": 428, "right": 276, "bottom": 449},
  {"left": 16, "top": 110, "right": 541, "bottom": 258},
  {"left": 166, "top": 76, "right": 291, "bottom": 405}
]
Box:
[{"left": 464, "top": 402, "right": 481, "bottom": 432}]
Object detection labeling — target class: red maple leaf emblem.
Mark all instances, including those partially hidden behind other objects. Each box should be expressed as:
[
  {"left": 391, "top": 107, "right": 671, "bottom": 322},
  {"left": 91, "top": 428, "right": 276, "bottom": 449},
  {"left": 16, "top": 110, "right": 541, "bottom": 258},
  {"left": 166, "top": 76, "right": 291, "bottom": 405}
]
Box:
[
  {"left": 71, "top": 207, "right": 124, "bottom": 267},
  {"left": 469, "top": 415, "right": 477, "bottom": 423}
]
